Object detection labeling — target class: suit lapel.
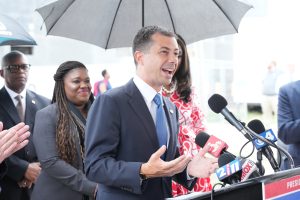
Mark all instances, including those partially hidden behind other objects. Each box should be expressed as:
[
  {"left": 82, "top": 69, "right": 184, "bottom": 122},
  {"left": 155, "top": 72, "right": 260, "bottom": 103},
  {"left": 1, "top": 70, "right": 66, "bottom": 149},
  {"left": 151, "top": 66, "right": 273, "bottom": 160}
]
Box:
[
  {"left": 0, "top": 87, "right": 20, "bottom": 124},
  {"left": 125, "top": 80, "right": 159, "bottom": 149},
  {"left": 124, "top": 80, "right": 179, "bottom": 156},
  {"left": 163, "top": 97, "right": 178, "bottom": 161},
  {"left": 25, "top": 91, "right": 38, "bottom": 126}
]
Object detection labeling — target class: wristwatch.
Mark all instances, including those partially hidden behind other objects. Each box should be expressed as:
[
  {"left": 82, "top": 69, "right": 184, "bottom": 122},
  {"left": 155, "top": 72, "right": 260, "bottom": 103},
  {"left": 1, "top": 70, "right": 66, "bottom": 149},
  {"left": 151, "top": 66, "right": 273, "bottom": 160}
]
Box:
[{"left": 139, "top": 172, "right": 147, "bottom": 180}]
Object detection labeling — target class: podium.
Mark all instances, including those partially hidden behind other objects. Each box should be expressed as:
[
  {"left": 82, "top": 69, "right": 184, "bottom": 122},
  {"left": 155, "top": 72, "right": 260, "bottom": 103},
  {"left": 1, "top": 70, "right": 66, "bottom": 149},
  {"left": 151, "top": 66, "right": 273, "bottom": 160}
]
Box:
[{"left": 167, "top": 167, "right": 300, "bottom": 200}]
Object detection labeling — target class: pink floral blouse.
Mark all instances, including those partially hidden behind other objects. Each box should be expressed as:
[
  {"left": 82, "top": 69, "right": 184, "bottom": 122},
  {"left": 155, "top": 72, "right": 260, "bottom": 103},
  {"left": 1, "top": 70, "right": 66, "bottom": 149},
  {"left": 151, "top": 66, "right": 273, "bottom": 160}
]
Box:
[{"left": 163, "top": 88, "right": 212, "bottom": 197}]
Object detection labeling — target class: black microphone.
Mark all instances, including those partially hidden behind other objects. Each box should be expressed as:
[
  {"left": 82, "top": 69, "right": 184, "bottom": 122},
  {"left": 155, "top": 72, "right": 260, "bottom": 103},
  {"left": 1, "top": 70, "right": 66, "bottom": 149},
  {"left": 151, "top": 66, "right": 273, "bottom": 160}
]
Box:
[
  {"left": 196, "top": 132, "right": 262, "bottom": 181},
  {"left": 217, "top": 153, "right": 242, "bottom": 184},
  {"left": 247, "top": 119, "right": 280, "bottom": 172},
  {"left": 208, "top": 94, "right": 252, "bottom": 140}
]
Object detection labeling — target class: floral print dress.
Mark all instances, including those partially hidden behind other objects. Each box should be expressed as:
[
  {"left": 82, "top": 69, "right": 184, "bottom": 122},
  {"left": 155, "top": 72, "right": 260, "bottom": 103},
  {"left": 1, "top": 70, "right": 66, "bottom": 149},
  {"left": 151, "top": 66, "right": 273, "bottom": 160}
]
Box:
[{"left": 163, "top": 88, "right": 212, "bottom": 197}]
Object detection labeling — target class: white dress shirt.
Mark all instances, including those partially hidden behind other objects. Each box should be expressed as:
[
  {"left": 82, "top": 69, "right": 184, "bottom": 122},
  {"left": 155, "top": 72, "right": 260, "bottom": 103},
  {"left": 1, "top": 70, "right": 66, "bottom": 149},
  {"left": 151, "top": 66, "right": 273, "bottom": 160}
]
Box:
[
  {"left": 133, "top": 75, "right": 170, "bottom": 147},
  {"left": 5, "top": 85, "right": 26, "bottom": 115}
]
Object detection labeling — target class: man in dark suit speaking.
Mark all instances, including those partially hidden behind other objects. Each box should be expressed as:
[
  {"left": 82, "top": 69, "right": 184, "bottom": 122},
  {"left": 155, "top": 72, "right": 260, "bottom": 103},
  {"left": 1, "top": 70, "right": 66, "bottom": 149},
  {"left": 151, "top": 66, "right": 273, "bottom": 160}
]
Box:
[
  {"left": 85, "top": 26, "right": 218, "bottom": 200},
  {"left": 0, "top": 51, "right": 50, "bottom": 200}
]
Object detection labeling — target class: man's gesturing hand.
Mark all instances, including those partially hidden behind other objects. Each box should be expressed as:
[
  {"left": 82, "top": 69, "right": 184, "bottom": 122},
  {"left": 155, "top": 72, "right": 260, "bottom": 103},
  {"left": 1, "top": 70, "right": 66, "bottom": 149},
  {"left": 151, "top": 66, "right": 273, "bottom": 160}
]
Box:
[
  {"left": 187, "top": 144, "right": 219, "bottom": 178},
  {"left": 140, "top": 145, "right": 191, "bottom": 178}
]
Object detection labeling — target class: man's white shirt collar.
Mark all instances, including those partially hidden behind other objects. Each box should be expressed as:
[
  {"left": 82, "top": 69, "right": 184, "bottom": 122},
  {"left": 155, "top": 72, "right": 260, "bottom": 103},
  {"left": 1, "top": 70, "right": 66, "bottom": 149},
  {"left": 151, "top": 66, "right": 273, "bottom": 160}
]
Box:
[
  {"left": 133, "top": 75, "right": 162, "bottom": 108},
  {"left": 5, "top": 85, "right": 26, "bottom": 105}
]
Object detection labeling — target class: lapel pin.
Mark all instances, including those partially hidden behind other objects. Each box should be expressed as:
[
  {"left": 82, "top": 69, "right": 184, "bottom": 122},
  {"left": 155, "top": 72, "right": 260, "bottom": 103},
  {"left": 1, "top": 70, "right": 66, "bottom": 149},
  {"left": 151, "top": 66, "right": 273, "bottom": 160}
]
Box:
[
  {"left": 169, "top": 109, "right": 174, "bottom": 114},
  {"left": 32, "top": 100, "right": 36, "bottom": 104}
]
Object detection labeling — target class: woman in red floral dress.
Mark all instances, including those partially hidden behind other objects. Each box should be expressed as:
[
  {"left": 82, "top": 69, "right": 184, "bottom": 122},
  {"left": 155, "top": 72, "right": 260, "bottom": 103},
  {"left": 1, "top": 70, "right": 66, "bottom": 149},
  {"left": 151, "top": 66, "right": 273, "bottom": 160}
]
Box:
[{"left": 162, "top": 35, "right": 212, "bottom": 197}]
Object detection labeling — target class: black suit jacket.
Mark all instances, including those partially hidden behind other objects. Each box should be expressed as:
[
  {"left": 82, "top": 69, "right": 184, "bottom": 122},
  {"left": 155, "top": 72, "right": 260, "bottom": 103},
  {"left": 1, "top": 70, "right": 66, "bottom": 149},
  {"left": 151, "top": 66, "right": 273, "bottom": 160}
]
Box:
[
  {"left": 0, "top": 162, "right": 7, "bottom": 180},
  {"left": 85, "top": 79, "right": 195, "bottom": 200},
  {"left": 0, "top": 87, "right": 50, "bottom": 200}
]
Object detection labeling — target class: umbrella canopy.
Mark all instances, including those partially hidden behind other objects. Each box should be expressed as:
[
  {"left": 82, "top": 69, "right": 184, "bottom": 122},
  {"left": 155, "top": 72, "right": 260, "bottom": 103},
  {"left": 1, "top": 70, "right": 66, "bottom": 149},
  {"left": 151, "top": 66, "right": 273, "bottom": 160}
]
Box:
[
  {"left": 36, "top": 0, "right": 252, "bottom": 49},
  {"left": 0, "top": 14, "right": 37, "bottom": 46}
]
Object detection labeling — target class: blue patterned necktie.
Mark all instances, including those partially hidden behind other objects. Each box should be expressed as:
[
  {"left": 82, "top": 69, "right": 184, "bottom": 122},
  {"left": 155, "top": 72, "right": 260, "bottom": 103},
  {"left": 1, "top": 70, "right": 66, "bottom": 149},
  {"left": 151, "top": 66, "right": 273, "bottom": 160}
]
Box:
[{"left": 153, "top": 94, "right": 168, "bottom": 150}]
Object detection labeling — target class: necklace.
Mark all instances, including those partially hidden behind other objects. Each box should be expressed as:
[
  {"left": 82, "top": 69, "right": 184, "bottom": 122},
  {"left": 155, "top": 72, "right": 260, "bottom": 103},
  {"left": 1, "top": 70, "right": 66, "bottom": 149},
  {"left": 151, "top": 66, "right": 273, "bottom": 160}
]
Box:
[{"left": 162, "top": 80, "right": 177, "bottom": 95}]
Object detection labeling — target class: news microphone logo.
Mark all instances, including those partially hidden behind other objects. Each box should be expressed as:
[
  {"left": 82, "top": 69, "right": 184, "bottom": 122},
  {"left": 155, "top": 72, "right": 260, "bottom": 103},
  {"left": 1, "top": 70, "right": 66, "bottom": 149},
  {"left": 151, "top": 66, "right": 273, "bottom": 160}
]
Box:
[
  {"left": 241, "top": 159, "right": 260, "bottom": 181},
  {"left": 216, "top": 159, "right": 242, "bottom": 181},
  {"left": 204, "top": 135, "right": 228, "bottom": 157},
  {"left": 252, "top": 129, "right": 277, "bottom": 150}
]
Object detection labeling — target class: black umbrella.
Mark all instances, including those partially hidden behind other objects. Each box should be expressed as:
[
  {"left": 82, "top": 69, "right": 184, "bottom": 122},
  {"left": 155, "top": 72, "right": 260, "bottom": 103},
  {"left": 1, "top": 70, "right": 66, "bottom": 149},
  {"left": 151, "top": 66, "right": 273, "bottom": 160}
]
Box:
[
  {"left": 0, "top": 14, "right": 37, "bottom": 46},
  {"left": 36, "top": 0, "right": 252, "bottom": 49}
]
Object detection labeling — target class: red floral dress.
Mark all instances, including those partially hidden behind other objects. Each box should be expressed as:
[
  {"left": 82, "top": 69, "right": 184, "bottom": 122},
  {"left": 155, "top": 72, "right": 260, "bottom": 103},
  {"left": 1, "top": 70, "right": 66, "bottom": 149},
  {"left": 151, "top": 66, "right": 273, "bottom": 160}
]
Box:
[{"left": 163, "top": 88, "right": 212, "bottom": 197}]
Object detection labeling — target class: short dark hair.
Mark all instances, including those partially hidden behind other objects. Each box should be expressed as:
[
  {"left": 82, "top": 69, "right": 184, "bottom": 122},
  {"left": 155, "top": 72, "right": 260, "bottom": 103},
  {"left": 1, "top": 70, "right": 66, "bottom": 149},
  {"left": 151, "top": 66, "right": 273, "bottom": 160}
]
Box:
[
  {"left": 1, "top": 51, "right": 26, "bottom": 68},
  {"left": 132, "top": 25, "right": 175, "bottom": 56},
  {"left": 101, "top": 69, "right": 107, "bottom": 77}
]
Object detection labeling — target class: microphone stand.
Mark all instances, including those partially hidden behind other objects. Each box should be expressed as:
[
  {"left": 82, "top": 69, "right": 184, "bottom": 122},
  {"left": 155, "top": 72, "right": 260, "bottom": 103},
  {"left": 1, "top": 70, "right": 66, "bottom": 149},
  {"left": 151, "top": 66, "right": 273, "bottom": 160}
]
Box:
[
  {"left": 245, "top": 126, "right": 295, "bottom": 169},
  {"left": 256, "top": 150, "right": 265, "bottom": 175}
]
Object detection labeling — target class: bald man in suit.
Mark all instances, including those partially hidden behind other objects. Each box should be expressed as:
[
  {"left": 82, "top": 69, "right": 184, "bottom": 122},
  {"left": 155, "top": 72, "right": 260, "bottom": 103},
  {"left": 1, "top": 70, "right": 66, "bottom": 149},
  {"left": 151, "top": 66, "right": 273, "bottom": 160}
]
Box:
[{"left": 0, "top": 51, "right": 50, "bottom": 200}]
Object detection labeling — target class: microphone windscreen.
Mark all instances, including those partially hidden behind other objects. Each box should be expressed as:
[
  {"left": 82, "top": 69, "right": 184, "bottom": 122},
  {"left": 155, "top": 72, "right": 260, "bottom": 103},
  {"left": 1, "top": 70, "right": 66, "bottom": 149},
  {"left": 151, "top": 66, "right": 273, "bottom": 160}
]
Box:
[
  {"left": 218, "top": 152, "right": 236, "bottom": 167},
  {"left": 247, "top": 119, "right": 265, "bottom": 134},
  {"left": 208, "top": 94, "right": 228, "bottom": 113},
  {"left": 195, "top": 132, "right": 210, "bottom": 148}
]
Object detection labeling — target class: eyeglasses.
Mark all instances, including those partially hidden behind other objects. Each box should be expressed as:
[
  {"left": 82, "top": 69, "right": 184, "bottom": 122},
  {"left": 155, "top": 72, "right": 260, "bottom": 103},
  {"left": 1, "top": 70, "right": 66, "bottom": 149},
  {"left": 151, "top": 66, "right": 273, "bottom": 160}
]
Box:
[{"left": 3, "top": 64, "right": 31, "bottom": 73}]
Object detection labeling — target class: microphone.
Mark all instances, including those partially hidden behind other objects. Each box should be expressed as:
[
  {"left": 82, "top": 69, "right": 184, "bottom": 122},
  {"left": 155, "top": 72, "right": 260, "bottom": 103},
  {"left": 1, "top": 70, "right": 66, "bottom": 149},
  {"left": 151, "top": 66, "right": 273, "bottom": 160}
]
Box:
[
  {"left": 195, "top": 132, "right": 230, "bottom": 157},
  {"left": 216, "top": 153, "right": 242, "bottom": 184},
  {"left": 247, "top": 119, "right": 280, "bottom": 172},
  {"left": 248, "top": 119, "right": 277, "bottom": 150},
  {"left": 208, "top": 94, "right": 252, "bottom": 141},
  {"left": 240, "top": 159, "right": 261, "bottom": 181},
  {"left": 196, "top": 132, "right": 262, "bottom": 181}
]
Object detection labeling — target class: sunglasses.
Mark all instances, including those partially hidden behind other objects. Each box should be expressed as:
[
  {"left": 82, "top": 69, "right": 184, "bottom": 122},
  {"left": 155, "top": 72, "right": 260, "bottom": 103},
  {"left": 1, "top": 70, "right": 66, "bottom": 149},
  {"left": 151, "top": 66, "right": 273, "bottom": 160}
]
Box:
[{"left": 3, "top": 64, "right": 31, "bottom": 73}]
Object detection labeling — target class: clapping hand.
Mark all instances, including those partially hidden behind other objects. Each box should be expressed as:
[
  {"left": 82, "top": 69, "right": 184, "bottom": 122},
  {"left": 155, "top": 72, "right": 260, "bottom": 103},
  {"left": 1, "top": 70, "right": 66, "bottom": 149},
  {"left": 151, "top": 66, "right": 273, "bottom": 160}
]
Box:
[{"left": 0, "top": 122, "right": 30, "bottom": 163}]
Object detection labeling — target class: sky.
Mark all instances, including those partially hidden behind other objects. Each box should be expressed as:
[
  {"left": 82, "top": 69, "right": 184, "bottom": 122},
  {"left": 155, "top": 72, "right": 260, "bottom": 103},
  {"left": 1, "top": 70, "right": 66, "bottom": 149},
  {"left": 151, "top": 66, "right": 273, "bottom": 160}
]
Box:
[
  {"left": 237, "top": 0, "right": 300, "bottom": 66},
  {"left": 232, "top": 0, "right": 300, "bottom": 103}
]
